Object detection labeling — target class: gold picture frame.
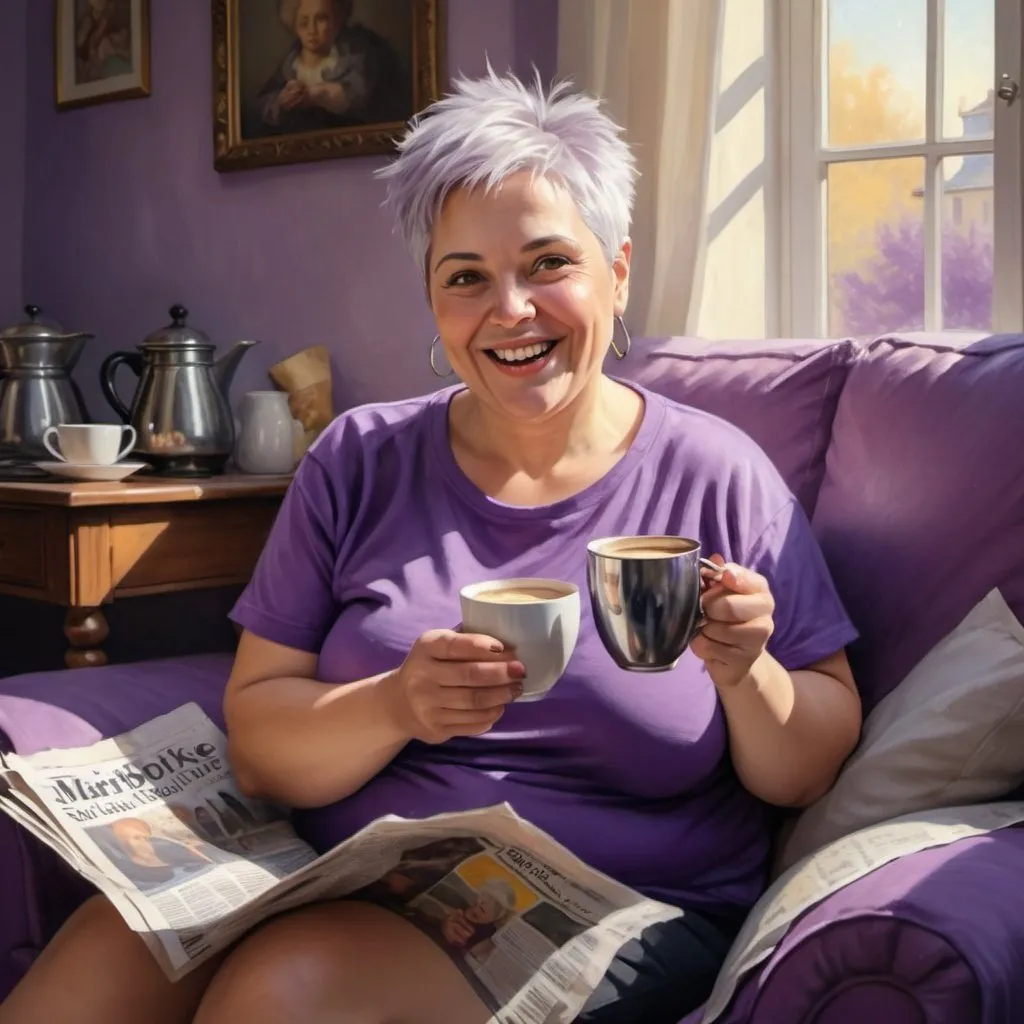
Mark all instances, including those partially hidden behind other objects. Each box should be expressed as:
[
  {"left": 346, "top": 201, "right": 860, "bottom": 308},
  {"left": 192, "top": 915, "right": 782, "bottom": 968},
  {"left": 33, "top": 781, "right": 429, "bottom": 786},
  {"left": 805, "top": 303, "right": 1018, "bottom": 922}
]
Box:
[
  {"left": 55, "top": 0, "right": 151, "bottom": 111},
  {"left": 212, "top": 0, "right": 447, "bottom": 172}
]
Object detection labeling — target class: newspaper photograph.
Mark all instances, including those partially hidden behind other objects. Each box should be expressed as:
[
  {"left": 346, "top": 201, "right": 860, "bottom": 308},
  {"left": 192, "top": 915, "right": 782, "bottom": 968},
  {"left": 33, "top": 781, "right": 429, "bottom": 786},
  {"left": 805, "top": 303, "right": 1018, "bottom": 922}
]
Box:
[{"left": 0, "top": 703, "right": 681, "bottom": 1024}]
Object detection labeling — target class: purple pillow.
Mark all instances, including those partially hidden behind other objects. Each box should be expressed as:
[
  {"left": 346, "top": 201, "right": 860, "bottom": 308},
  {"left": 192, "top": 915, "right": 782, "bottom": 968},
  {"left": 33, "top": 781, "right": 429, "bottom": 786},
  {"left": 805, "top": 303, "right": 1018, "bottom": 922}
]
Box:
[
  {"left": 618, "top": 337, "right": 860, "bottom": 516},
  {"left": 812, "top": 332, "right": 1024, "bottom": 713},
  {"left": 0, "top": 654, "right": 232, "bottom": 756}
]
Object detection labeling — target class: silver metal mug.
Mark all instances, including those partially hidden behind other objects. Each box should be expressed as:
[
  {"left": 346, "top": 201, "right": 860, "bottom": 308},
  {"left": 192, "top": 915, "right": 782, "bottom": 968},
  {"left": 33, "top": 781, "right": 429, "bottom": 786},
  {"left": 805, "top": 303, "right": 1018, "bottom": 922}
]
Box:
[{"left": 586, "top": 535, "right": 719, "bottom": 672}]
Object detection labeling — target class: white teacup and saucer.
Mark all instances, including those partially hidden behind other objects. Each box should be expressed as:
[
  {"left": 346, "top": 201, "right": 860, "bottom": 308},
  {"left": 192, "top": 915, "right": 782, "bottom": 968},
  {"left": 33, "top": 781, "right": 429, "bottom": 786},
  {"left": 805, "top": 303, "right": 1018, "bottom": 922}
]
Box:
[{"left": 35, "top": 424, "right": 148, "bottom": 482}]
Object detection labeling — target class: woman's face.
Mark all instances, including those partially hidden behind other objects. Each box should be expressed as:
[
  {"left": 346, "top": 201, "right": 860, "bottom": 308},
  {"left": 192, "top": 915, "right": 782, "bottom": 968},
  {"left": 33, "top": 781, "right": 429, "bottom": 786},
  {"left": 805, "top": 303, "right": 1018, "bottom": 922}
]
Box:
[
  {"left": 428, "top": 171, "right": 631, "bottom": 424},
  {"left": 119, "top": 823, "right": 156, "bottom": 860},
  {"left": 466, "top": 894, "right": 501, "bottom": 924},
  {"left": 294, "top": 0, "right": 342, "bottom": 55}
]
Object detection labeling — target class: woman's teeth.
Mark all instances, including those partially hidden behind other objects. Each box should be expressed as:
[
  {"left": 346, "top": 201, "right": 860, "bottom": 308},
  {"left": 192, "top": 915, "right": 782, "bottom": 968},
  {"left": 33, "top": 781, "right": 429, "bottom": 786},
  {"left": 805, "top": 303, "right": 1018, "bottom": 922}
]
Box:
[{"left": 488, "top": 340, "right": 556, "bottom": 364}]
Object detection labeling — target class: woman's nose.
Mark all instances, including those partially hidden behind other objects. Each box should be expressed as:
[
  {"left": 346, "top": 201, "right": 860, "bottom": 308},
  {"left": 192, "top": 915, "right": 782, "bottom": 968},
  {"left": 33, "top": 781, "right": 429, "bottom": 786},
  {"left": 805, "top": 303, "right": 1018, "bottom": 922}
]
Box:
[{"left": 489, "top": 280, "right": 536, "bottom": 327}]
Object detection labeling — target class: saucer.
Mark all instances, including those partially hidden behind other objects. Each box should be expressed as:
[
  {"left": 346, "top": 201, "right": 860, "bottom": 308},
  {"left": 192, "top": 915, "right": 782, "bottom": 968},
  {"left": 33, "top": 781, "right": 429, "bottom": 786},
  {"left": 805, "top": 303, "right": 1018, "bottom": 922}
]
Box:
[{"left": 34, "top": 461, "right": 149, "bottom": 482}]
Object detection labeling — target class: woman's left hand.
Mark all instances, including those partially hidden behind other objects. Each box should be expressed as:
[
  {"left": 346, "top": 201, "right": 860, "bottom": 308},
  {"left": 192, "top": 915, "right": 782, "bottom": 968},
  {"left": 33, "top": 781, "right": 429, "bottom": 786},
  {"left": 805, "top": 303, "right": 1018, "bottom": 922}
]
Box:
[{"left": 690, "top": 554, "right": 775, "bottom": 689}]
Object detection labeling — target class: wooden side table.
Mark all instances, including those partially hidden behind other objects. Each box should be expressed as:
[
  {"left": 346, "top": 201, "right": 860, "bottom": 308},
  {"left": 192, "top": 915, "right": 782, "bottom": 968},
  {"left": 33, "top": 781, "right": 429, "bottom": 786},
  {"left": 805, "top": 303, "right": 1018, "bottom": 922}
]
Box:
[{"left": 0, "top": 474, "right": 291, "bottom": 669}]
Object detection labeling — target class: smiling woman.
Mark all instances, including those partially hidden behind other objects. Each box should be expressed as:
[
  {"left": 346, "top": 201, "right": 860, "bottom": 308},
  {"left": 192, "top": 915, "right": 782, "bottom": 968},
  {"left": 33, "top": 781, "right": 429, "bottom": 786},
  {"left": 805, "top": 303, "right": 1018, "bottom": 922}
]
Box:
[
  {"left": 425, "top": 171, "right": 639, "bottom": 454},
  {"left": 1, "top": 69, "right": 861, "bottom": 1024}
]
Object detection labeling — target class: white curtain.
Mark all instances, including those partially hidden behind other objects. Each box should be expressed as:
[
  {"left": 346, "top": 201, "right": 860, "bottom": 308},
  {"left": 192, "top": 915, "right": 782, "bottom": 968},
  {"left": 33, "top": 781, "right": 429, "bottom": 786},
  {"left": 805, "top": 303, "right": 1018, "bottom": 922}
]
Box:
[{"left": 557, "top": 0, "right": 723, "bottom": 337}]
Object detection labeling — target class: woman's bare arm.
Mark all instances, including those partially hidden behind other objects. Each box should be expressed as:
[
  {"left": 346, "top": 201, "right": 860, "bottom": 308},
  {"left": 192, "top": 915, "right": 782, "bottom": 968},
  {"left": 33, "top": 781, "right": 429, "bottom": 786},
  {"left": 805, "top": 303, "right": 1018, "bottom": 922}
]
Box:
[
  {"left": 223, "top": 630, "right": 409, "bottom": 809},
  {"left": 716, "top": 649, "right": 862, "bottom": 807},
  {"left": 223, "top": 628, "right": 524, "bottom": 809}
]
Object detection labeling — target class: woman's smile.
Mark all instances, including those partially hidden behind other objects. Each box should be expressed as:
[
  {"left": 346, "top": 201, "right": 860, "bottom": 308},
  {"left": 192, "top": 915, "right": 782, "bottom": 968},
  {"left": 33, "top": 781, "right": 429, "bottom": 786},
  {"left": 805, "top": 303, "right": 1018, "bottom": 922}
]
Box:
[{"left": 481, "top": 337, "right": 564, "bottom": 377}]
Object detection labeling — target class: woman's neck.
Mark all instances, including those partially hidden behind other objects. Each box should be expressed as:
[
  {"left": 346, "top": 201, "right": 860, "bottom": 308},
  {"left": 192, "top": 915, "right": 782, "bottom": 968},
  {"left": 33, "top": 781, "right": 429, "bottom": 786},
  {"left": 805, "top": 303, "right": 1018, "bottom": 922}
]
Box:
[{"left": 449, "top": 375, "right": 643, "bottom": 480}]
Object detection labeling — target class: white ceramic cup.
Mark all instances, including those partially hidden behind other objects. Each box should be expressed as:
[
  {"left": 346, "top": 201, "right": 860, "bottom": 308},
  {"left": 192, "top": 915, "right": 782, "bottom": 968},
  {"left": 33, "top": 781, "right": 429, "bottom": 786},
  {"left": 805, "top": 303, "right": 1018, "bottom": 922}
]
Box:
[
  {"left": 459, "top": 578, "right": 581, "bottom": 701},
  {"left": 42, "top": 424, "right": 137, "bottom": 466}
]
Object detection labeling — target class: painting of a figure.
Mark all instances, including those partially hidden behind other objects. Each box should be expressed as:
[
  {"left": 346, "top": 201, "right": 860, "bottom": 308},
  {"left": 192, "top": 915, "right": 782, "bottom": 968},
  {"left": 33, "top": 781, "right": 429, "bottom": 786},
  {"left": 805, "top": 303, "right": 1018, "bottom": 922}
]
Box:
[
  {"left": 56, "top": 0, "right": 150, "bottom": 109},
  {"left": 253, "top": 0, "right": 411, "bottom": 137},
  {"left": 74, "top": 0, "right": 133, "bottom": 84},
  {"left": 213, "top": 0, "right": 445, "bottom": 171}
]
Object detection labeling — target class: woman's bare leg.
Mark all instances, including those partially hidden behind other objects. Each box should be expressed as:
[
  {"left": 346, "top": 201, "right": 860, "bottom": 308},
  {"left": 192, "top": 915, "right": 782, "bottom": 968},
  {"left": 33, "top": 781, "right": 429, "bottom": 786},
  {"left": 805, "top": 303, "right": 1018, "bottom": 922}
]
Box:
[
  {"left": 0, "top": 895, "right": 221, "bottom": 1024},
  {"left": 194, "top": 900, "right": 492, "bottom": 1024}
]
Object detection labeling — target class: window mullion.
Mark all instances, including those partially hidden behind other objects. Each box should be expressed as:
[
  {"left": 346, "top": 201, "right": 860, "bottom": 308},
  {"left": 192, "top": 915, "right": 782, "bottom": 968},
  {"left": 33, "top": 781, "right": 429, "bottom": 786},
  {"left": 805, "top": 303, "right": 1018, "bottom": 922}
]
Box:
[
  {"left": 781, "top": 0, "right": 821, "bottom": 336},
  {"left": 819, "top": 138, "right": 991, "bottom": 164},
  {"left": 923, "top": 0, "right": 944, "bottom": 330},
  {"left": 813, "top": 0, "right": 827, "bottom": 336},
  {"left": 993, "top": 0, "right": 1024, "bottom": 331},
  {"left": 923, "top": 156, "right": 943, "bottom": 330}
]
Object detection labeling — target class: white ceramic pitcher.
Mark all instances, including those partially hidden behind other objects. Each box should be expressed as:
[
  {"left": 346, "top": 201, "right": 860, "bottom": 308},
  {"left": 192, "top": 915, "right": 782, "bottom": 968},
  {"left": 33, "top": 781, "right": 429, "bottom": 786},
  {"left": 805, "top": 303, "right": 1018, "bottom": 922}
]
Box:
[{"left": 235, "top": 391, "right": 303, "bottom": 474}]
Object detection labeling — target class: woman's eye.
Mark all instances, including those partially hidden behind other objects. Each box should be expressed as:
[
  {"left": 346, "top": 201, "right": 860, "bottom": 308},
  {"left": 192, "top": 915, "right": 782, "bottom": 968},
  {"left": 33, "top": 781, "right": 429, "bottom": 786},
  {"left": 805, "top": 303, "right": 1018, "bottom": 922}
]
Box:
[
  {"left": 446, "top": 270, "right": 483, "bottom": 287},
  {"left": 534, "top": 255, "right": 571, "bottom": 273}
]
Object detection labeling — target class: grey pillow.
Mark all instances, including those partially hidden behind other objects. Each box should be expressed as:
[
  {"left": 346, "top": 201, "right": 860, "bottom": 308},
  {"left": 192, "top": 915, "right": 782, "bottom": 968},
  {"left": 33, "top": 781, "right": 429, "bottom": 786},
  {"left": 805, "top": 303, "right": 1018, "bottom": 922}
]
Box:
[{"left": 775, "top": 588, "right": 1024, "bottom": 875}]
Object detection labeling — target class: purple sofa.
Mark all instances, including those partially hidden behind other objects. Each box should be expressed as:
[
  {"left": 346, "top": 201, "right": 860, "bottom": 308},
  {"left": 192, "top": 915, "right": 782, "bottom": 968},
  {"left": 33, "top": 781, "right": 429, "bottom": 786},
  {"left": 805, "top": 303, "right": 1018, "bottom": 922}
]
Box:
[{"left": 2, "top": 331, "right": 1024, "bottom": 1022}]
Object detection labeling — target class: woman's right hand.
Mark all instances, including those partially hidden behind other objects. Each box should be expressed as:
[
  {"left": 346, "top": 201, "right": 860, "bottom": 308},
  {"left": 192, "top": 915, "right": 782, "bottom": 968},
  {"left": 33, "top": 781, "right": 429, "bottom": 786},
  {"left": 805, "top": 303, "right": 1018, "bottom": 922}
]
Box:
[{"left": 380, "top": 630, "right": 525, "bottom": 745}]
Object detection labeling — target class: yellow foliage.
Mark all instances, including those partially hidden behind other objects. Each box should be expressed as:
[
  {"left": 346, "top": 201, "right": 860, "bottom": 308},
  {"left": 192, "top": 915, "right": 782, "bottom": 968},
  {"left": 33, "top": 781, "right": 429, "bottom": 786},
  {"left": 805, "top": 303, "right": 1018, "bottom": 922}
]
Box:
[{"left": 826, "top": 41, "right": 923, "bottom": 279}]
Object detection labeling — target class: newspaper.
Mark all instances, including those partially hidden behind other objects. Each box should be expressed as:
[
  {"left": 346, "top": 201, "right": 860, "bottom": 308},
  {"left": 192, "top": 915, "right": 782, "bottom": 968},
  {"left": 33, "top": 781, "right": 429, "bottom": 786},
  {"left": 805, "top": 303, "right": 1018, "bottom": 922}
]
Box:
[
  {"left": 701, "top": 799, "right": 1024, "bottom": 1022},
  {"left": 0, "top": 703, "right": 681, "bottom": 1024}
]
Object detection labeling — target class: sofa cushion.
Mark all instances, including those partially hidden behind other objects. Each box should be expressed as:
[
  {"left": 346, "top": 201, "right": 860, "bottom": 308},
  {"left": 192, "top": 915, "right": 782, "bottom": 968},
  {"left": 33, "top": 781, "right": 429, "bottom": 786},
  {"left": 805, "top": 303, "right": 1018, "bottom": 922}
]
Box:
[
  {"left": 0, "top": 654, "right": 232, "bottom": 756},
  {"left": 776, "top": 588, "right": 1024, "bottom": 872},
  {"left": 617, "top": 336, "right": 860, "bottom": 517},
  {"left": 811, "top": 332, "right": 1024, "bottom": 713}
]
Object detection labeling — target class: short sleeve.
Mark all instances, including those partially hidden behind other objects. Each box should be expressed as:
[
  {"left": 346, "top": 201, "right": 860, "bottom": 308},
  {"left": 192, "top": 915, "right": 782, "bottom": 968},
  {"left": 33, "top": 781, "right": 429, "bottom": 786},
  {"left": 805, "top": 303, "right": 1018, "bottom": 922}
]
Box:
[
  {"left": 229, "top": 454, "right": 342, "bottom": 652},
  {"left": 746, "top": 498, "right": 859, "bottom": 671}
]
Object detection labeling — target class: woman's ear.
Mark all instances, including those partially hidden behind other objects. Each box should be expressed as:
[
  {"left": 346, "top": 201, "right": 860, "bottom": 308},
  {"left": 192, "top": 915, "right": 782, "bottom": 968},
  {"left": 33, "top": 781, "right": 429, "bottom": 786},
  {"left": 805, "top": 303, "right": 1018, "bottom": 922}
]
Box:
[{"left": 612, "top": 239, "right": 632, "bottom": 317}]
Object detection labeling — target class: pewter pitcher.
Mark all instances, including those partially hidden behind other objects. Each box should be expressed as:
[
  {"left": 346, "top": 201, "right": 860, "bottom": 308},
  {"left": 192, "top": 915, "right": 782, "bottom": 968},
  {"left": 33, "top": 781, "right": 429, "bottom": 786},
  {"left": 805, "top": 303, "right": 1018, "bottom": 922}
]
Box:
[
  {"left": 100, "top": 305, "right": 258, "bottom": 477},
  {"left": 0, "top": 305, "right": 93, "bottom": 478}
]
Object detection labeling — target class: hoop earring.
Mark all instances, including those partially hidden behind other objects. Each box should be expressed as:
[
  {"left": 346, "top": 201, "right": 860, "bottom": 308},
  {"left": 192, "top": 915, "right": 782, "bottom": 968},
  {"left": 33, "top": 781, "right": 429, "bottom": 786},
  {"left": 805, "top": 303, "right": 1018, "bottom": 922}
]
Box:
[
  {"left": 429, "top": 336, "right": 454, "bottom": 378},
  {"left": 610, "top": 315, "right": 632, "bottom": 360}
]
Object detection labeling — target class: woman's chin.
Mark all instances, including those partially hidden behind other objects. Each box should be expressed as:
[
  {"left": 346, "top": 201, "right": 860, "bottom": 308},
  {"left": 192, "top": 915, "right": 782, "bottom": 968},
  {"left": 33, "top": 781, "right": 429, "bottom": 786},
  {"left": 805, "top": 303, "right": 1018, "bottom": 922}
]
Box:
[{"left": 487, "top": 376, "right": 579, "bottom": 422}]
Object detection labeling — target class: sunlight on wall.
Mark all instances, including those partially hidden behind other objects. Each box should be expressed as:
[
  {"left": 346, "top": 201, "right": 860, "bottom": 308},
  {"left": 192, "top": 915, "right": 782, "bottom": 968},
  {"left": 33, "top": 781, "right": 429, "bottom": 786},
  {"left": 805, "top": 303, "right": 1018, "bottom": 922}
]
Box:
[{"left": 697, "top": 0, "right": 768, "bottom": 338}]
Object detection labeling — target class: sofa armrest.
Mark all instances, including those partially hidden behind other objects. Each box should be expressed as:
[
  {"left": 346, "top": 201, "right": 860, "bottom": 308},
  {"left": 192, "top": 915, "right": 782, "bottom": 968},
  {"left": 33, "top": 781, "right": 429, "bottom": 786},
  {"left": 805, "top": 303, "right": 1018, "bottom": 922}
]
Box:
[
  {"left": 0, "top": 654, "right": 234, "bottom": 1003},
  {"left": 0, "top": 653, "right": 233, "bottom": 756},
  {"left": 687, "top": 824, "right": 1024, "bottom": 1023}
]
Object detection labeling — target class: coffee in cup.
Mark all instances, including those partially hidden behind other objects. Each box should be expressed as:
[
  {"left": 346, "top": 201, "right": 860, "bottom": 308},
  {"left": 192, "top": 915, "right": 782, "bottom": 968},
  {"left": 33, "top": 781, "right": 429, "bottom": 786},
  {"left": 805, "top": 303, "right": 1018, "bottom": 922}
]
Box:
[
  {"left": 460, "top": 578, "right": 580, "bottom": 701},
  {"left": 593, "top": 538, "right": 693, "bottom": 559},
  {"left": 471, "top": 584, "right": 569, "bottom": 604},
  {"left": 42, "top": 423, "right": 137, "bottom": 466}
]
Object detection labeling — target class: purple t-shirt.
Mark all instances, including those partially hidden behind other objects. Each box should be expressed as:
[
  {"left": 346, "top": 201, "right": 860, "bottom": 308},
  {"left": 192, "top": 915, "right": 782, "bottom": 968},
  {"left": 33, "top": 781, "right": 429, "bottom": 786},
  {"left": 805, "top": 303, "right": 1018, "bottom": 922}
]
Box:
[{"left": 230, "top": 382, "right": 857, "bottom": 916}]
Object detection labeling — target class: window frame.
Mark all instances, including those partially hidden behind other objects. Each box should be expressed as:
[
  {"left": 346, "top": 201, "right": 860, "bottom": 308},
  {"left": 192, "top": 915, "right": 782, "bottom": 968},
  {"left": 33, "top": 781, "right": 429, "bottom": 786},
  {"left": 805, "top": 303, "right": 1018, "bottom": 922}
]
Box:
[{"left": 777, "top": 0, "right": 1024, "bottom": 338}]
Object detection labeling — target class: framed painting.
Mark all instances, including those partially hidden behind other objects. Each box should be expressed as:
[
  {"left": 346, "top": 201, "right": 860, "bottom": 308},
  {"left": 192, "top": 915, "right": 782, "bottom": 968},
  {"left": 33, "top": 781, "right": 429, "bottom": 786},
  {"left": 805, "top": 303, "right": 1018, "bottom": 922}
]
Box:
[
  {"left": 55, "top": 0, "right": 151, "bottom": 110},
  {"left": 213, "top": 0, "right": 446, "bottom": 172}
]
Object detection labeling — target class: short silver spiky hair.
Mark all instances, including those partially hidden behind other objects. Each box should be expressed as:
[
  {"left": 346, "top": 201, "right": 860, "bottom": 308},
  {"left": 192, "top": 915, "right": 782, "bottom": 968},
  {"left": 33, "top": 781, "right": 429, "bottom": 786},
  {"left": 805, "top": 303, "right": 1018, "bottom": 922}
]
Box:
[{"left": 376, "top": 67, "right": 638, "bottom": 270}]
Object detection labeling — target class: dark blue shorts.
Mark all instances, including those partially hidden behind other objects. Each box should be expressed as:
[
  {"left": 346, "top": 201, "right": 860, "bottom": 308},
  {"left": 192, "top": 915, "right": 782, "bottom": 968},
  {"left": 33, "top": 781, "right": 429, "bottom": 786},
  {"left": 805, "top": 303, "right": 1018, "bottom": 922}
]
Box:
[{"left": 576, "top": 908, "right": 742, "bottom": 1024}]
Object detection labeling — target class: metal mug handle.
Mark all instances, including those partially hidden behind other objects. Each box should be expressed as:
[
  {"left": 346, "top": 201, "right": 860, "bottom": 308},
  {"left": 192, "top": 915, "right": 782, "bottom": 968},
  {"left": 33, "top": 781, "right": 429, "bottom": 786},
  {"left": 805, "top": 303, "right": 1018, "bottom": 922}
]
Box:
[
  {"left": 689, "top": 557, "right": 725, "bottom": 643},
  {"left": 117, "top": 425, "right": 138, "bottom": 461},
  {"left": 42, "top": 426, "right": 65, "bottom": 462}
]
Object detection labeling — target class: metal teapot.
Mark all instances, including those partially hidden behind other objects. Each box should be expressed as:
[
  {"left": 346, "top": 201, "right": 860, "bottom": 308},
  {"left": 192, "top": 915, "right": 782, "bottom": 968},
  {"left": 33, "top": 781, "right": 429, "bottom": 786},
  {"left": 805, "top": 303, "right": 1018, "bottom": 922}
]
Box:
[
  {"left": 0, "top": 305, "right": 93, "bottom": 477},
  {"left": 100, "top": 305, "right": 258, "bottom": 477}
]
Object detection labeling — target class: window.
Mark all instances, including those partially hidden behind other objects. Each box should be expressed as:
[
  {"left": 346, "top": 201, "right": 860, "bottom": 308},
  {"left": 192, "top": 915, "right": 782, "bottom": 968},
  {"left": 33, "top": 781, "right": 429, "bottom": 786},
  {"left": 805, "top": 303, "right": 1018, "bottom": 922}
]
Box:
[{"left": 780, "top": 0, "right": 1023, "bottom": 337}]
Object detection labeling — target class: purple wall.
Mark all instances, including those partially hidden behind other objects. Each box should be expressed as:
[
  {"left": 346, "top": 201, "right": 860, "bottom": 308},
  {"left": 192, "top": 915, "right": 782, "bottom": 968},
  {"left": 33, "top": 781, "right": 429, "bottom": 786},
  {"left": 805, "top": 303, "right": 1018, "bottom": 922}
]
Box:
[
  {"left": 0, "top": 0, "right": 27, "bottom": 322},
  {"left": 22, "top": 0, "right": 558, "bottom": 422}
]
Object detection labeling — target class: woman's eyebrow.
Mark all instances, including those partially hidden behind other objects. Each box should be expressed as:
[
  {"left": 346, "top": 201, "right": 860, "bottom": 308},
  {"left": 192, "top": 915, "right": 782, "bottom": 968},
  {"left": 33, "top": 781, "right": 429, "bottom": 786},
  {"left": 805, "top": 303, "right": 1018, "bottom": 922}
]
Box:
[{"left": 434, "top": 235, "right": 579, "bottom": 272}]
